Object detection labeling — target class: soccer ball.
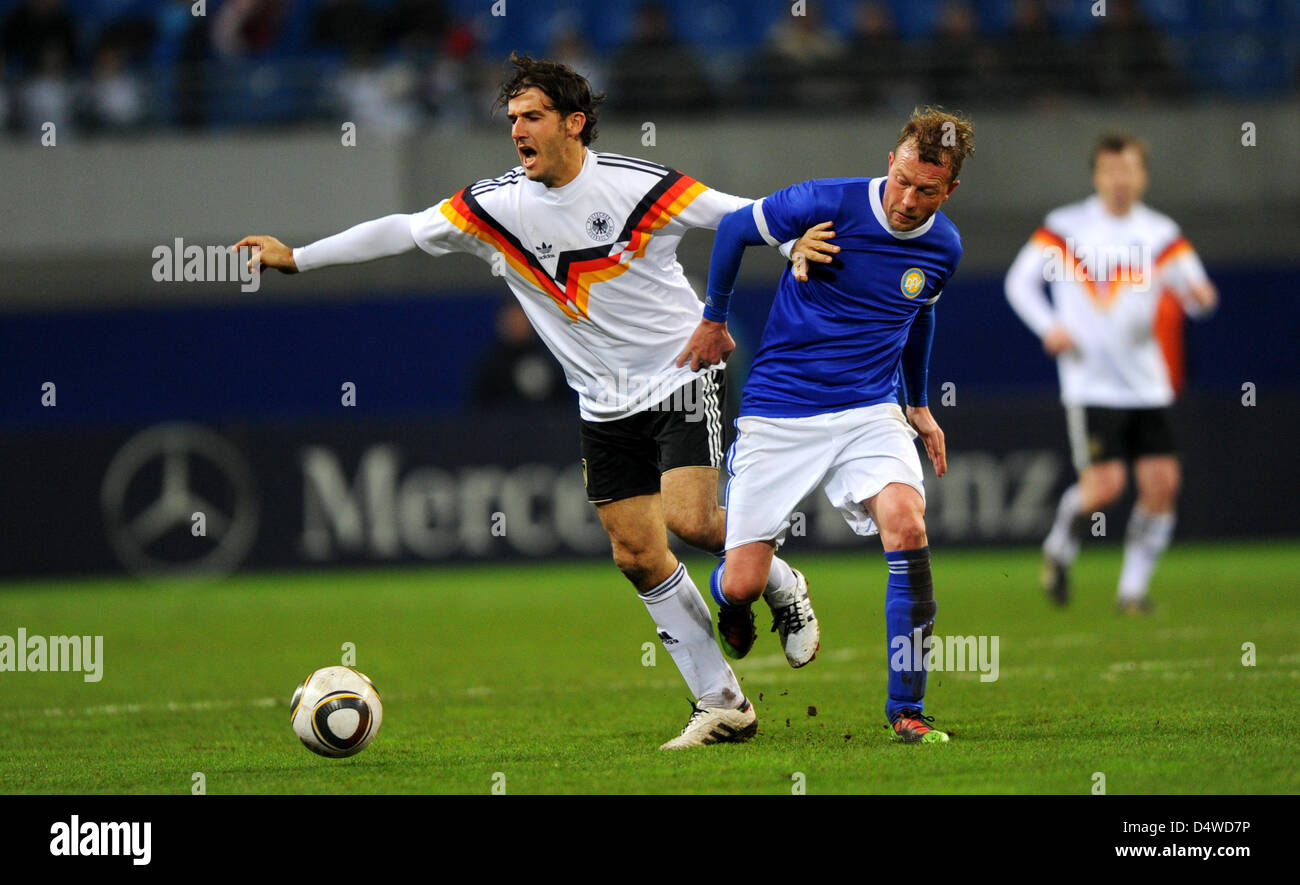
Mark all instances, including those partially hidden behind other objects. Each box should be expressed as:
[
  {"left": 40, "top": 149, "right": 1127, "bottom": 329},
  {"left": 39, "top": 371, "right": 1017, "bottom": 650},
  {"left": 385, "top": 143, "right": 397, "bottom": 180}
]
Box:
[{"left": 290, "top": 666, "right": 383, "bottom": 758}]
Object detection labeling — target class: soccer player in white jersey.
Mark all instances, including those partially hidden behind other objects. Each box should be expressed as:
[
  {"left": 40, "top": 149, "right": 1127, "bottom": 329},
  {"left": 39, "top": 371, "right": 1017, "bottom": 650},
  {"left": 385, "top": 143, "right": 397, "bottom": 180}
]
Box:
[
  {"left": 678, "top": 108, "right": 975, "bottom": 743},
  {"left": 1005, "top": 132, "right": 1217, "bottom": 613},
  {"left": 232, "top": 55, "right": 830, "bottom": 748}
]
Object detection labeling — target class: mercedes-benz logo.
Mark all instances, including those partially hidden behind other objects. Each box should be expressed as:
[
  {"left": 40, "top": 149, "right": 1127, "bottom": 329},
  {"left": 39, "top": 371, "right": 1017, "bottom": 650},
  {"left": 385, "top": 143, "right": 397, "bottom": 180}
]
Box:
[{"left": 101, "top": 423, "right": 259, "bottom": 577}]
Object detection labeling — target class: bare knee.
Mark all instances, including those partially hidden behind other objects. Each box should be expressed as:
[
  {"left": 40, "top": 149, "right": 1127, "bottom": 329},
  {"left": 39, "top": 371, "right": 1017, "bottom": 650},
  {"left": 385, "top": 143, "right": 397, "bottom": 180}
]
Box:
[
  {"left": 871, "top": 489, "right": 928, "bottom": 552},
  {"left": 1137, "top": 459, "right": 1180, "bottom": 512},
  {"left": 610, "top": 537, "right": 674, "bottom": 592},
  {"left": 720, "top": 543, "right": 774, "bottom": 605},
  {"left": 721, "top": 564, "right": 765, "bottom": 605},
  {"left": 1081, "top": 462, "right": 1126, "bottom": 510},
  {"left": 880, "top": 513, "right": 928, "bottom": 552}
]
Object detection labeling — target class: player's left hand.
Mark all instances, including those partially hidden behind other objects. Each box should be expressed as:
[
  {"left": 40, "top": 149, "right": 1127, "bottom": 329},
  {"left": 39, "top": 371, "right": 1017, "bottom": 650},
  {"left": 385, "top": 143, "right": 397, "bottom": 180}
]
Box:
[
  {"left": 906, "top": 405, "right": 947, "bottom": 478},
  {"left": 676, "top": 319, "right": 735, "bottom": 372},
  {"left": 790, "top": 221, "right": 839, "bottom": 282}
]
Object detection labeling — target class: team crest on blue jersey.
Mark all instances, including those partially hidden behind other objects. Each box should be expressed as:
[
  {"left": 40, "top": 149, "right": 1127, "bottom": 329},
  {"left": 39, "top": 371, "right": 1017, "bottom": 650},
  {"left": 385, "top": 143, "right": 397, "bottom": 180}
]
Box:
[
  {"left": 900, "top": 267, "right": 926, "bottom": 298},
  {"left": 586, "top": 211, "right": 615, "bottom": 242}
]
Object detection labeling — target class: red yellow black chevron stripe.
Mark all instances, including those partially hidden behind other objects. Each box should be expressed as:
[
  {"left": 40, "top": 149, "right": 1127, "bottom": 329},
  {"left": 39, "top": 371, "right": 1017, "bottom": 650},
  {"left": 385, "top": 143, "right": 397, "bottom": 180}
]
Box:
[
  {"left": 555, "top": 171, "right": 707, "bottom": 318},
  {"left": 442, "top": 189, "right": 580, "bottom": 321},
  {"left": 1155, "top": 235, "right": 1193, "bottom": 269},
  {"left": 1031, "top": 226, "right": 1148, "bottom": 309},
  {"left": 439, "top": 170, "right": 707, "bottom": 322}
]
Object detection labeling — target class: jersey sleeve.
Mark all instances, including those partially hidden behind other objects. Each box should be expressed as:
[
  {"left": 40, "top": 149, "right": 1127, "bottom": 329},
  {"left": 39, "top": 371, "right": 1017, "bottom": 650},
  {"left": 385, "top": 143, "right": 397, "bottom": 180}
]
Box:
[
  {"left": 1154, "top": 235, "right": 1213, "bottom": 316},
  {"left": 292, "top": 213, "right": 419, "bottom": 272},
  {"left": 670, "top": 181, "right": 753, "bottom": 231},
  {"left": 408, "top": 193, "right": 495, "bottom": 259},
  {"left": 749, "top": 180, "right": 821, "bottom": 247},
  {"left": 1004, "top": 228, "right": 1060, "bottom": 338}
]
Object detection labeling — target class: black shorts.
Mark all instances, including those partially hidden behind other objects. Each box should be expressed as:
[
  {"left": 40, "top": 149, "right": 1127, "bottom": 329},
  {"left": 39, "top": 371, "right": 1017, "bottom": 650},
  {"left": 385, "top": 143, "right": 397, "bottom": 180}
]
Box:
[
  {"left": 580, "top": 369, "right": 726, "bottom": 503},
  {"left": 1066, "top": 405, "right": 1177, "bottom": 472}
]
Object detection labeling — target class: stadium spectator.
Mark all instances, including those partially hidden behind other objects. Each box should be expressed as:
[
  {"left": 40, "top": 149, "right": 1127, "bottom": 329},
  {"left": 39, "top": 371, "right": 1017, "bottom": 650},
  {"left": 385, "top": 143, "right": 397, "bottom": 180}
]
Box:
[
  {"left": 547, "top": 17, "right": 605, "bottom": 97},
  {"left": 1, "top": 0, "right": 78, "bottom": 73},
  {"left": 311, "top": 0, "right": 385, "bottom": 55},
  {"left": 87, "top": 43, "right": 148, "bottom": 132},
  {"left": 760, "top": 2, "right": 852, "bottom": 107},
  {"left": 841, "top": 1, "right": 910, "bottom": 108},
  {"left": 607, "top": 2, "right": 712, "bottom": 116},
  {"left": 470, "top": 301, "right": 572, "bottom": 408},
  {"left": 925, "top": 0, "right": 994, "bottom": 107},
  {"left": 387, "top": 0, "right": 450, "bottom": 55},
  {"left": 19, "top": 42, "right": 75, "bottom": 132},
  {"left": 995, "top": 0, "right": 1075, "bottom": 105},
  {"left": 1084, "top": 0, "right": 1184, "bottom": 101},
  {"left": 416, "top": 17, "right": 488, "bottom": 130},
  {"left": 333, "top": 45, "right": 421, "bottom": 138},
  {"left": 213, "top": 0, "right": 288, "bottom": 58}
]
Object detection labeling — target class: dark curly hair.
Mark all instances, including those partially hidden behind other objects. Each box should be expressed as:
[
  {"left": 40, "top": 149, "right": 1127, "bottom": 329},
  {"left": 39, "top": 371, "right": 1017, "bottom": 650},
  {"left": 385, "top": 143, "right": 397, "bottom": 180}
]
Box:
[{"left": 492, "top": 52, "right": 605, "bottom": 146}]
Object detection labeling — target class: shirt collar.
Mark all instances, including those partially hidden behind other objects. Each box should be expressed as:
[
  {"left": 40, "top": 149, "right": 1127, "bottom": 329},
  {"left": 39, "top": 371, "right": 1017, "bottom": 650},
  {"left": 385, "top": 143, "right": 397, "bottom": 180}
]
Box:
[{"left": 870, "top": 176, "right": 937, "bottom": 240}]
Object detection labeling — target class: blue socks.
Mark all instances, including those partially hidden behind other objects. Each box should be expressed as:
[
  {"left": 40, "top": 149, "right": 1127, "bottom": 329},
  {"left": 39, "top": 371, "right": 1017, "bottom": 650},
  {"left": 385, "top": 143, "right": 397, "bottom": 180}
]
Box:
[
  {"left": 884, "top": 546, "right": 936, "bottom": 721},
  {"left": 709, "top": 559, "right": 738, "bottom": 609}
]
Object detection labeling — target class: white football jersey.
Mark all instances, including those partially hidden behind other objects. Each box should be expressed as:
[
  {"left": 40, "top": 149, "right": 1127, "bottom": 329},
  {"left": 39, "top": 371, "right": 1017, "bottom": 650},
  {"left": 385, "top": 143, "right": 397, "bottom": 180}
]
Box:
[
  {"left": 407, "top": 148, "right": 750, "bottom": 421},
  {"left": 1005, "top": 195, "right": 1210, "bottom": 408}
]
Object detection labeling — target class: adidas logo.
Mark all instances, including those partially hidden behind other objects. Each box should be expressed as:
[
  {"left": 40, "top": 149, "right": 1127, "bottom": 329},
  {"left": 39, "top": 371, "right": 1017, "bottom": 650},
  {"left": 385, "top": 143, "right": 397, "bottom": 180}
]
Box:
[
  {"left": 536, "top": 241, "right": 555, "bottom": 259},
  {"left": 657, "top": 630, "right": 678, "bottom": 646}
]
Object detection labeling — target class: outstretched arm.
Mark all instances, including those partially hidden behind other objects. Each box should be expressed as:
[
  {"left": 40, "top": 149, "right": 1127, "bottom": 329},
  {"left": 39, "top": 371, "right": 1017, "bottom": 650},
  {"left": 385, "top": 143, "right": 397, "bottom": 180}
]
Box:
[
  {"left": 231, "top": 213, "right": 419, "bottom": 276},
  {"left": 675, "top": 203, "right": 770, "bottom": 371}
]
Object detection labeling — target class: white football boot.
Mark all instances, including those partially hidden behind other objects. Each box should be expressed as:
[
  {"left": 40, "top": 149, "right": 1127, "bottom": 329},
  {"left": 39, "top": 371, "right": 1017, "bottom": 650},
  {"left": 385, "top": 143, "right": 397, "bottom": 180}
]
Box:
[
  {"left": 659, "top": 699, "right": 758, "bottom": 750},
  {"left": 766, "top": 568, "right": 820, "bottom": 668}
]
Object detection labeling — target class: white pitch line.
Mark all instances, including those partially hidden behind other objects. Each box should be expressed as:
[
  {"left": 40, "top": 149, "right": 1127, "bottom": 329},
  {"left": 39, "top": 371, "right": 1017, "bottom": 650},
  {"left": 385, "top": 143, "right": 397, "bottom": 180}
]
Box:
[{"left": 7, "top": 646, "right": 1291, "bottom": 720}]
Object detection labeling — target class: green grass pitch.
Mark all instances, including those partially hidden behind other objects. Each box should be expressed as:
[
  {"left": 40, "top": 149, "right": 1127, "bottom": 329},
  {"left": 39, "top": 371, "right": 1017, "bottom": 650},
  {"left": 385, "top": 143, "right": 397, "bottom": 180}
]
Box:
[{"left": 1, "top": 542, "right": 1296, "bottom": 794}]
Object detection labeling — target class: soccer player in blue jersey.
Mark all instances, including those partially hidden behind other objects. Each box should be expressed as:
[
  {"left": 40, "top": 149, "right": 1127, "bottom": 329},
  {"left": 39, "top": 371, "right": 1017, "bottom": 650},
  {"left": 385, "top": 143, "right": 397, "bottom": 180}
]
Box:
[{"left": 677, "top": 107, "right": 975, "bottom": 743}]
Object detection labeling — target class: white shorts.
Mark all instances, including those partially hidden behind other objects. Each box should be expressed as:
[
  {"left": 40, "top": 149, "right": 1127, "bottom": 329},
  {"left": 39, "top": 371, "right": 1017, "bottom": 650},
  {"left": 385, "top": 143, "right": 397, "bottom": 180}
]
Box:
[{"left": 723, "top": 403, "right": 925, "bottom": 549}]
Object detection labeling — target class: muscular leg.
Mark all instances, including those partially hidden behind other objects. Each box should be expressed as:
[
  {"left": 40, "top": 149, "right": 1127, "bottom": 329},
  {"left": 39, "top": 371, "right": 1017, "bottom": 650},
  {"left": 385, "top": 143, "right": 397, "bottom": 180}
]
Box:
[
  {"left": 718, "top": 540, "right": 775, "bottom": 605},
  {"left": 597, "top": 494, "right": 741, "bottom": 708},
  {"left": 1044, "top": 460, "right": 1127, "bottom": 566},
  {"left": 660, "top": 466, "right": 726, "bottom": 554},
  {"left": 1117, "top": 455, "right": 1180, "bottom": 604},
  {"left": 597, "top": 493, "right": 677, "bottom": 593},
  {"left": 866, "top": 483, "right": 938, "bottom": 723},
  {"left": 662, "top": 465, "right": 801, "bottom": 604}
]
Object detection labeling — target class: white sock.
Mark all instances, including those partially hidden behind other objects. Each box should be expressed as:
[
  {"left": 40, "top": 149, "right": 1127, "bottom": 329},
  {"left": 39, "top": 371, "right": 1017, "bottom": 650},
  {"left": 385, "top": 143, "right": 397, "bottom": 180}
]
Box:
[
  {"left": 1043, "top": 484, "right": 1085, "bottom": 565},
  {"left": 1118, "top": 509, "right": 1175, "bottom": 601},
  {"left": 639, "top": 563, "right": 743, "bottom": 709},
  {"left": 763, "top": 555, "right": 797, "bottom": 605}
]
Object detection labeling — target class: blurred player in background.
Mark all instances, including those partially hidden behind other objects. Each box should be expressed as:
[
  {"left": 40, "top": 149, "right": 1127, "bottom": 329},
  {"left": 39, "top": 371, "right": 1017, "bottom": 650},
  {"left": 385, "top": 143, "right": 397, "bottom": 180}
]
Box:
[
  {"left": 233, "top": 54, "right": 832, "bottom": 749},
  {"left": 1005, "top": 132, "right": 1217, "bottom": 613},
  {"left": 678, "top": 107, "right": 974, "bottom": 743}
]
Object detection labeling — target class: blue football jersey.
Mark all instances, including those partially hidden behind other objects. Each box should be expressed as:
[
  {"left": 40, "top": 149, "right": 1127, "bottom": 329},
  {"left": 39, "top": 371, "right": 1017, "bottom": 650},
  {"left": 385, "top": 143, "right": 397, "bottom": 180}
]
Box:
[{"left": 740, "top": 177, "right": 963, "bottom": 418}]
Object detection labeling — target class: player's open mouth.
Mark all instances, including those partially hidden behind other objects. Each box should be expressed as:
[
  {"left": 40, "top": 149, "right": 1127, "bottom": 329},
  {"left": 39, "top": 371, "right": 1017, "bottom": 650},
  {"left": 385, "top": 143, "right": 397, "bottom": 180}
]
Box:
[{"left": 519, "top": 146, "right": 537, "bottom": 168}]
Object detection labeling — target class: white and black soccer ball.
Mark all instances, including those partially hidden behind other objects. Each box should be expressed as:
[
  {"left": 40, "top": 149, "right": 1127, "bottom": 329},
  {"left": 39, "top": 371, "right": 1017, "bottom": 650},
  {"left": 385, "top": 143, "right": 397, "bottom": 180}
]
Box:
[{"left": 290, "top": 666, "right": 383, "bottom": 758}]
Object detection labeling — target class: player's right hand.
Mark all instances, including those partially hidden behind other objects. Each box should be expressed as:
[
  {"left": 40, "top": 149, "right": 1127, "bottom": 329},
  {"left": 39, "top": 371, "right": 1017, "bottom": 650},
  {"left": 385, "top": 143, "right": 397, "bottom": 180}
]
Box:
[
  {"left": 1042, "top": 325, "right": 1075, "bottom": 356},
  {"left": 676, "top": 319, "right": 735, "bottom": 372},
  {"left": 790, "top": 221, "right": 838, "bottom": 283},
  {"left": 230, "top": 235, "right": 298, "bottom": 274}
]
